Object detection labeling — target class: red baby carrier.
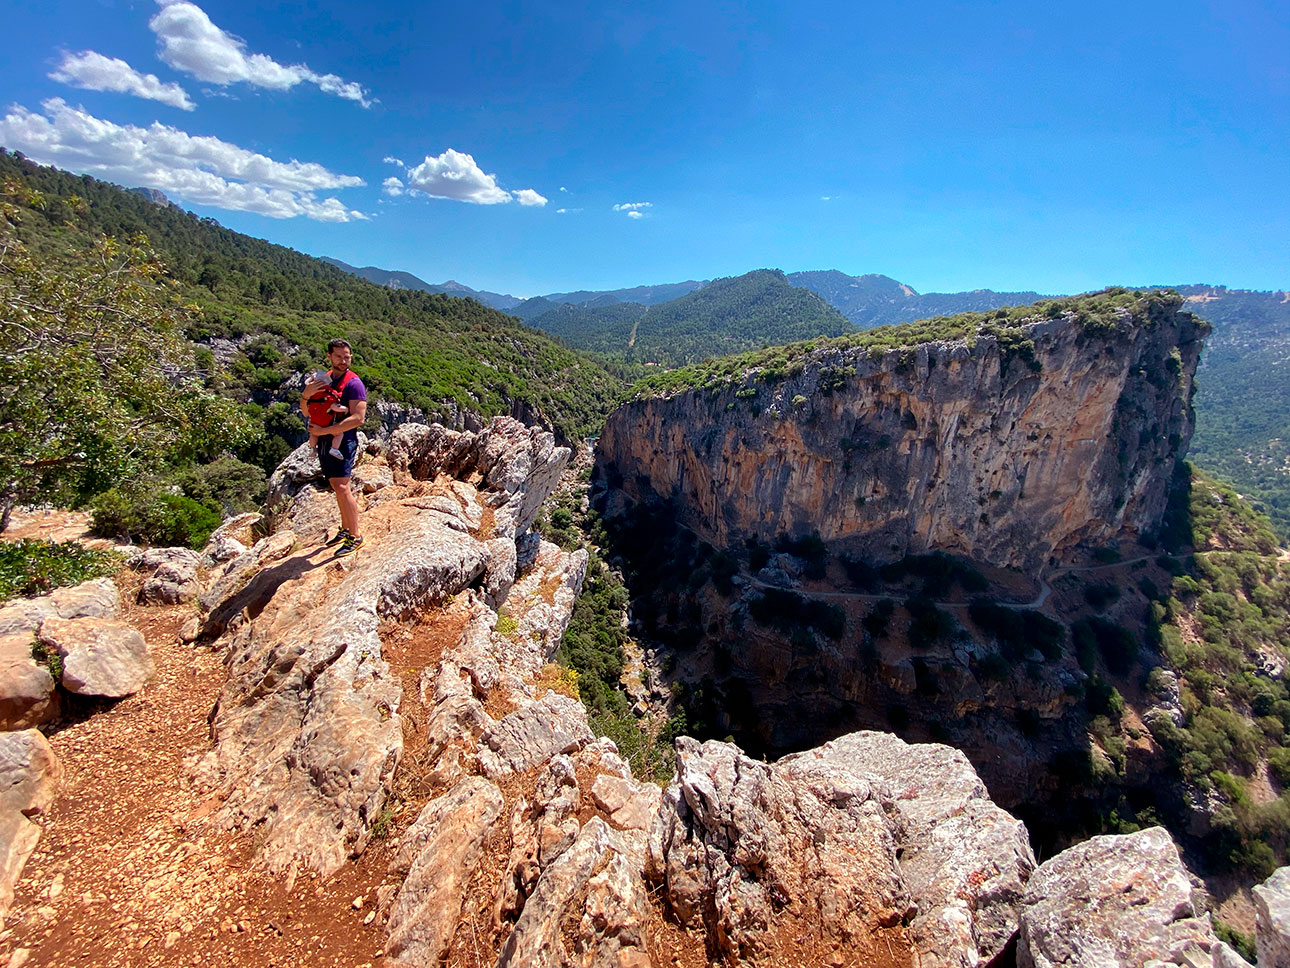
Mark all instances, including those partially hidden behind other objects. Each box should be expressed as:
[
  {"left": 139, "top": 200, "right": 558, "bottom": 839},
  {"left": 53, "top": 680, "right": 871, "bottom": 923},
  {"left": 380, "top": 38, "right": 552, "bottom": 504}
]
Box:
[{"left": 306, "top": 370, "right": 356, "bottom": 426}]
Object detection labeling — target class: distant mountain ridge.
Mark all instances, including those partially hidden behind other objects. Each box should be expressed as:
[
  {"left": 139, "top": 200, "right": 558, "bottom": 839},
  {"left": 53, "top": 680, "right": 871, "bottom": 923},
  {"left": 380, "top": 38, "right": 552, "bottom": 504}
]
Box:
[
  {"left": 526, "top": 269, "right": 854, "bottom": 366},
  {"left": 319, "top": 257, "right": 522, "bottom": 311},
  {"left": 320, "top": 256, "right": 1049, "bottom": 330}
]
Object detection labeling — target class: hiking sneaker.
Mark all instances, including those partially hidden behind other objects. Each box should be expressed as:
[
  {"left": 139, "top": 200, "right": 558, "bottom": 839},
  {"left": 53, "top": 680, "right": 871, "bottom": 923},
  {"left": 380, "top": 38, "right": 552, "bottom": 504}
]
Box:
[
  {"left": 335, "top": 535, "right": 364, "bottom": 558},
  {"left": 324, "top": 528, "right": 352, "bottom": 547}
]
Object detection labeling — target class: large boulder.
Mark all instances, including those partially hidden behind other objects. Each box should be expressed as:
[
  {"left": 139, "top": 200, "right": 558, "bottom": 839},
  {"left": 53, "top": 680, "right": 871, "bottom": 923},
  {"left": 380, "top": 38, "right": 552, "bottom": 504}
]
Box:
[
  {"left": 0, "top": 730, "right": 61, "bottom": 919},
  {"left": 1018, "top": 826, "right": 1216, "bottom": 967},
  {"left": 0, "top": 633, "right": 58, "bottom": 729},
  {"left": 130, "top": 546, "right": 202, "bottom": 605},
  {"left": 647, "top": 736, "right": 914, "bottom": 965},
  {"left": 38, "top": 616, "right": 154, "bottom": 697},
  {"left": 0, "top": 578, "right": 120, "bottom": 636},
  {"left": 385, "top": 777, "right": 505, "bottom": 967},
  {"left": 1255, "top": 866, "right": 1290, "bottom": 968},
  {"left": 785, "top": 731, "right": 1035, "bottom": 967}
]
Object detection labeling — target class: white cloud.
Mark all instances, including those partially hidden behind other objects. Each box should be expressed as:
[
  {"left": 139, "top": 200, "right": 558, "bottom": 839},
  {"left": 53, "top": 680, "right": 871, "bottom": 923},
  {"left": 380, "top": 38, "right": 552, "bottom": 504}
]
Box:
[
  {"left": 149, "top": 1, "right": 372, "bottom": 107},
  {"left": 0, "top": 99, "right": 366, "bottom": 221},
  {"left": 512, "top": 188, "right": 547, "bottom": 207},
  {"left": 559, "top": 186, "right": 568, "bottom": 192},
  {"left": 556, "top": 207, "right": 582, "bottom": 214},
  {"left": 50, "top": 50, "right": 195, "bottom": 111},
  {"left": 383, "top": 176, "right": 404, "bottom": 196},
  {"left": 383, "top": 155, "right": 405, "bottom": 167},
  {"left": 612, "top": 201, "right": 652, "bottom": 212},
  {"left": 626, "top": 210, "right": 644, "bottom": 219},
  {"left": 403, "top": 149, "right": 543, "bottom": 208}
]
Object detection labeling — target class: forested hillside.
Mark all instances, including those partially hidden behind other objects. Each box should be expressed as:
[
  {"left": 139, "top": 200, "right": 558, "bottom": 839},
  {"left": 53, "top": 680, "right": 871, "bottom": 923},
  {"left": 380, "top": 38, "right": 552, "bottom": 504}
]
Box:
[
  {"left": 527, "top": 268, "right": 854, "bottom": 367},
  {"left": 0, "top": 150, "right": 625, "bottom": 544},
  {"left": 0, "top": 151, "right": 623, "bottom": 447},
  {"left": 1180, "top": 286, "right": 1290, "bottom": 539}
]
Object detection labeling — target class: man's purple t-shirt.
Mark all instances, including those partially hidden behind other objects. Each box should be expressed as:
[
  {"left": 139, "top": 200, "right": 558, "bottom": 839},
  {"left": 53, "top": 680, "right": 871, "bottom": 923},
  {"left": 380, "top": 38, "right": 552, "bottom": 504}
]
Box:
[{"left": 327, "top": 370, "right": 366, "bottom": 444}]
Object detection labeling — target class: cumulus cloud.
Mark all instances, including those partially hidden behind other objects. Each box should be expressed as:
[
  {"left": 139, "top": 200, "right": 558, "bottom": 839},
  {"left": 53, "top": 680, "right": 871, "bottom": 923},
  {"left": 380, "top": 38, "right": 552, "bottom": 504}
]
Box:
[
  {"left": 0, "top": 98, "right": 366, "bottom": 221},
  {"left": 612, "top": 201, "right": 652, "bottom": 212},
  {"left": 49, "top": 50, "right": 195, "bottom": 111},
  {"left": 149, "top": 1, "right": 372, "bottom": 107},
  {"left": 383, "top": 155, "right": 405, "bottom": 167},
  {"left": 402, "top": 149, "right": 543, "bottom": 207},
  {"left": 383, "top": 176, "right": 404, "bottom": 196},
  {"left": 626, "top": 210, "right": 644, "bottom": 219},
  {"left": 512, "top": 188, "right": 547, "bottom": 207}
]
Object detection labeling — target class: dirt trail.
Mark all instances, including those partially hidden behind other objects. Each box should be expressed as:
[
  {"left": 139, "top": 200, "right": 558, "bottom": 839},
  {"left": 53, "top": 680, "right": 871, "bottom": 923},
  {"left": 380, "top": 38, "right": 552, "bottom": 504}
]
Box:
[{"left": 0, "top": 569, "right": 400, "bottom": 968}]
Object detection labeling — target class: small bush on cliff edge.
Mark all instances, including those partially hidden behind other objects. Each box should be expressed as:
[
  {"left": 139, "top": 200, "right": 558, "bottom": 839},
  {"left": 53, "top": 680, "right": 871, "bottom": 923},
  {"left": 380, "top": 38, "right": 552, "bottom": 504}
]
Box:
[{"left": 0, "top": 539, "right": 121, "bottom": 604}]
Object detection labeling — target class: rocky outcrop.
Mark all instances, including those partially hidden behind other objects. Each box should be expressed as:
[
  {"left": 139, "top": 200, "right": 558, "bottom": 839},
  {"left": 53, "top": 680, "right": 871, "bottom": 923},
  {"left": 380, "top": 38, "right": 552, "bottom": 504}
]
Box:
[
  {"left": 129, "top": 547, "right": 202, "bottom": 605},
  {"left": 190, "top": 417, "right": 572, "bottom": 877},
  {"left": 812, "top": 731, "right": 1035, "bottom": 967},
  {"left": 0, "top": 729, "right": 60, "bottom": 919},
  {"left": 1255, "top": 866, "right": 1290, "bottom": 968},
  {"left": 0, "top": 578, "right": 120, "bottom": 636},
  {"left": 1017, "top": 826, "right": 1217, "bottom": 967},
  {"left": 645, "top": 730, "right": 1034, "bottom": 967},
  {"left": 38, "top": 617, "right": 154, "bottom": 697},
  {"left": 385, "top": 777, "right": 505, "bottom": 966},
  {"left": 596, "top": 301, "right": 1204, "bottom": 569},
  {"left": 0, "top": 634, "right": 58, "bottom": 729}
]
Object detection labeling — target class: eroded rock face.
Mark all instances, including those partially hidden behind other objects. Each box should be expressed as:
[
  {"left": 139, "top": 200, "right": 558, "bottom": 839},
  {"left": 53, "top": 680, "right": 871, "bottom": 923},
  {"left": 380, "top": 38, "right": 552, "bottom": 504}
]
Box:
[
  {"left": 0, "top": 578, "right": 120, "bottom": 637},
  {"left": 0, "top": 730, "right": 61, "bottom": 919},
  {"left": 192, "top": 417, "right": 571, "bottom": 878},
  {"left": 1018, "top": 826, "right": 1217, "bottom": 968},
  {"left": 647, "top": 735, "right": 914, "bottom": 965},
  {"left": 596, "top": 308, "right": 1204, "bottom": 570},
  {"left": 38, "top": 617, "right": 154, "bottom": 697},
  {"left": 1254, "top": 866, "right": 1290, "bottom": 968}
]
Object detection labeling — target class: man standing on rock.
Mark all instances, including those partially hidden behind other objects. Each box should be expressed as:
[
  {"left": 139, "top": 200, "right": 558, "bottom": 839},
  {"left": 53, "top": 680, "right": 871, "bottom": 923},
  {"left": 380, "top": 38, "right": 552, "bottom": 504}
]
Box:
[{"left": 300, "top": 338, "right": 367, "bottom": 557}]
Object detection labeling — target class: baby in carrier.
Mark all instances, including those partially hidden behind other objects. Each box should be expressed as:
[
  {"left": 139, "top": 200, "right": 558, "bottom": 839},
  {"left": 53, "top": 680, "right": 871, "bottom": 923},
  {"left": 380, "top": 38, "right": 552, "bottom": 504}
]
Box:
[{"left": 306, "top": 369, "right": 352, "bottom": 458}]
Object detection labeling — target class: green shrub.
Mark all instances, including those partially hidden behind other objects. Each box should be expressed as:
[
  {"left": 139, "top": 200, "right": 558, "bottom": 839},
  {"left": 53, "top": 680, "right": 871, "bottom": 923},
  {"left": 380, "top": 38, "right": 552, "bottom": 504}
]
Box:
[
  {"left": 1213, "top": 921, "right": 1256, "bottom": 964},
  {"left": 90, "top": 488, "right": 221, "bottom": 548},
  {"left": 0, "top": 540, "right": 121, "bottom": 604},
  {"left": 1072, "top": 617, "right": 1139, "bottom": 675},
  {"left": 906, "top": 596, "right": 955, "bottom": 649}
]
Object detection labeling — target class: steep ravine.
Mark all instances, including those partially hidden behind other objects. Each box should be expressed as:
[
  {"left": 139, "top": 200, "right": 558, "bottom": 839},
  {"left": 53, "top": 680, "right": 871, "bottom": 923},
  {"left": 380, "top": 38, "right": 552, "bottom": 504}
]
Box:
[{"left": 591, "top": 298, "right": 1214, "bottom": 851}]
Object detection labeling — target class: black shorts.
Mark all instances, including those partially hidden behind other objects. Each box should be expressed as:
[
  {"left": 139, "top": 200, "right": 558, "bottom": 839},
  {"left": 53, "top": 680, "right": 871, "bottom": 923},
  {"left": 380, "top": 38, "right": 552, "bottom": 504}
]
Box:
[{"left": 317, "top": 433, "right": 358, "bottom": 479}]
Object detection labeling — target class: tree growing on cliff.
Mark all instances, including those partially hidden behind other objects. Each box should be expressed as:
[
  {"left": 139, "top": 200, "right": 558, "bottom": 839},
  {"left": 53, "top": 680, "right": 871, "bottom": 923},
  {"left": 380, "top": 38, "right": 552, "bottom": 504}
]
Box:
[{"left": 0, "top": 181, "right": 256, "bottom": 528}]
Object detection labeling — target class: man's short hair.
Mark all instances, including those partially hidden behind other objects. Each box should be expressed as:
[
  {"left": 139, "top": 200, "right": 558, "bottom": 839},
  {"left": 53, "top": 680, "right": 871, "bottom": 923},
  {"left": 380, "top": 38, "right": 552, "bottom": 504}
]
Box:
[{"left": 327, "top": 338, "right": 351, "bottom": 352}]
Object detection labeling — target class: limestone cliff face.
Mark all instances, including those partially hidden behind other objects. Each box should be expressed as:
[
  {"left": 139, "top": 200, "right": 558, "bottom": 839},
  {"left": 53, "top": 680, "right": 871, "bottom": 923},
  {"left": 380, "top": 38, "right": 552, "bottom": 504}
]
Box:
[{"left": 596, "top": 304, "right": 1205, "bottom": 569}]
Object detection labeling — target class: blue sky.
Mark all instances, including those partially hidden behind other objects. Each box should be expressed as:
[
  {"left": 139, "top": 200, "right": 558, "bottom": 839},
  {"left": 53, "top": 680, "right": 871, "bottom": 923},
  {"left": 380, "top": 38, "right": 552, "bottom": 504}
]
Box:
[{"left": 1, "top": 0, "right": 1286, "bottom": 297}]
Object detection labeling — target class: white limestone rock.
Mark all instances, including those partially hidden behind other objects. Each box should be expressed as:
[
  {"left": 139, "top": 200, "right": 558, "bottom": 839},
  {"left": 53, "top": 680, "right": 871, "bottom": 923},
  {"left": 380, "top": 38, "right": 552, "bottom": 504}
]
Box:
[
  {"left": 0, "top": 634, "right": 58, "bottom": 730},
  {"left": 1254, "top": 866, "right": 1290, "bottom": 968},
  {"left": 1018, "top": 826, "right": 1216, "bottom": 968},
  {"left": 38, "top": 617, "right": 154, "bottom": 697},
  {"left": 0, "top": 578, "right": 120, "bottom": 636},
  {"left": 0, "top": 730, "right": 61, "bottom": 920}
]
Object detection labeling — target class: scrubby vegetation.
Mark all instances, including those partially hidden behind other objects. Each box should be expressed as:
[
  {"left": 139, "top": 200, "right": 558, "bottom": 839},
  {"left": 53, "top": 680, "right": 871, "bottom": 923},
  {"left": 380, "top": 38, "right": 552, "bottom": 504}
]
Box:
[
  {"left": 0, "top": 540, "right": 121, "bottom": 604},
  {"left": 631, "top": 288, "right": 1189, "bottom": 398},
  {"left": 1184, "top": 285, "right": 1290, "bottom": 541},
  {"left": 0, "top": 151, "right": 624, "bottom": 489}
]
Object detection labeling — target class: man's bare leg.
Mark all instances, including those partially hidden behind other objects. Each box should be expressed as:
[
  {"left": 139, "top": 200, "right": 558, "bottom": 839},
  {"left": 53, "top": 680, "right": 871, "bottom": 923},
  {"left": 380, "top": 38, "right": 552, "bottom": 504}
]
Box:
[{"left": 329, "top": 477, "right": 360, "bottom": 536}]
